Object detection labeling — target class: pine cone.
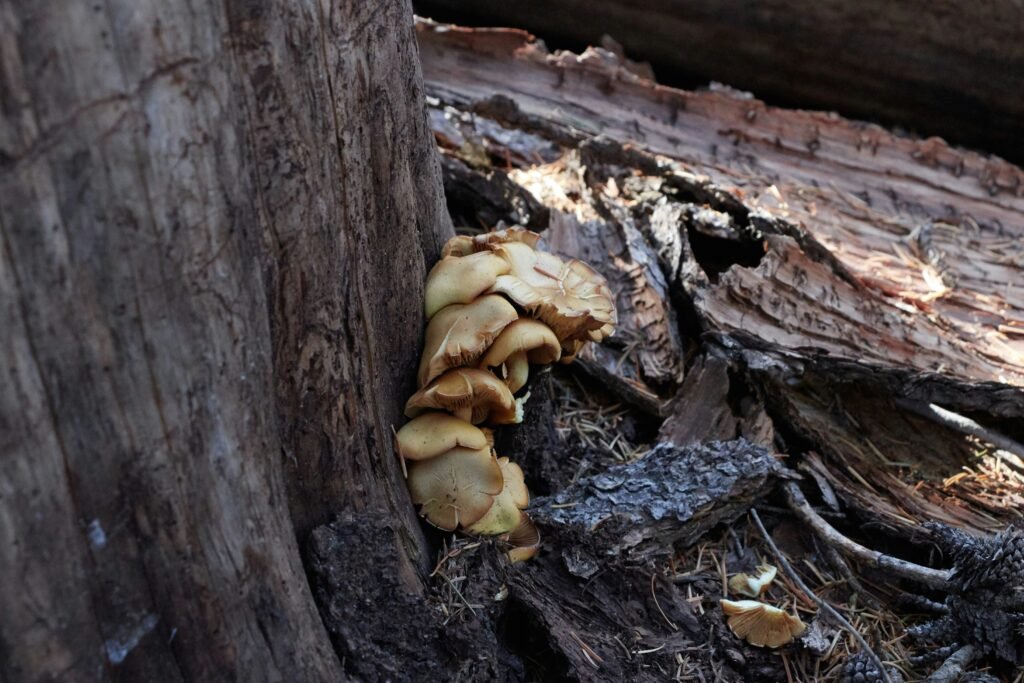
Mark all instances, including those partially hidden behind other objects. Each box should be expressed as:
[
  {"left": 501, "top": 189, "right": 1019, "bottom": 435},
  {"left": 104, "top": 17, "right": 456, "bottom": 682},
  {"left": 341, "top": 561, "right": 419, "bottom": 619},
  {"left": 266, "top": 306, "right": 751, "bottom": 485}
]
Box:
[{"left": 839, "top": 653, "right": 904, "bottom": 683}]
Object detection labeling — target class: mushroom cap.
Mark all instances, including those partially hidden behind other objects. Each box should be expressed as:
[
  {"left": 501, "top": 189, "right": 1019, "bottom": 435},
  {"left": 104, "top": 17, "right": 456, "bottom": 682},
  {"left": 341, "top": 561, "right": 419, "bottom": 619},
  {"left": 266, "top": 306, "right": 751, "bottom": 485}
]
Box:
[
  {"left": 478, "top": 319, "right": 562, "bottom": 369},
  {"left": 502, "top": 512, "right": 541, "bottom": 563},
  {"left": 441, "top": 228, "right": 542, "bottom": 257},
  {"left": 466, "top": 457, "right": 530, "bottom": 535},
  {"left": 487, "top": 241, "right": 617, "bottom": 343},
  {"left": 395, "top": 413, "right": 489, "bottom": 461},
  {"left": 727, "top": 564, "right": 778, "bottom": 598},
  {"left": 407, "top": 446, "right": 504, "bottom": 531},
  {"left": 720, "top": 599, "right": 806, "bottom": 648},
  {"left": 424, "top": 251, "right": 511, "bottom": 319},
  {"left": 417, "top": 295, "right": 519, "bottom": 387},
  {"left": 405, "top": 368, "right": 519, "bottom": 424}
]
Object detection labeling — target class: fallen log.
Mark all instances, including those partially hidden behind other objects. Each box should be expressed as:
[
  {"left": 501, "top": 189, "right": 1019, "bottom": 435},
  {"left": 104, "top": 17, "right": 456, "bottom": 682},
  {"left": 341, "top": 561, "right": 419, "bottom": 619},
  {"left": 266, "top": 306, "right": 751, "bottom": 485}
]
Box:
[{"left": 410, "top": 21, "right": 1024, "bottom": 681}]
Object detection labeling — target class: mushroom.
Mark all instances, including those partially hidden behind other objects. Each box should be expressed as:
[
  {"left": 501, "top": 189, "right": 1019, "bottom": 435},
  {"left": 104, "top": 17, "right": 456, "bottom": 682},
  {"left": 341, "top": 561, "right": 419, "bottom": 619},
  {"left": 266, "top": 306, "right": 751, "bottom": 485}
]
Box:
[
  {"left": 405, "top": 368, "right": 521, "bottom": 424},
  {"left": 487, "top": 241, "right": 617, "bottom": 344},
  {"left": 394, "top": 412, "right": 490, "bottom": 461},
  {"left": 423, "top": 251, "right": 511, "bottom": 319},
  {"left": 728, "top": 564, "right": 778, "bottom": 598},
  {"left": 466, "top": 457, "right": 530, "bottom": 536},
  {"left": 502, "top": 512, "right": 541, "bottom": 563},
  {"left": 720, "top": 599, "right": 806, "bottom": 648},
  {"left": 478, "top": 319, "right": 561, "bottom": 393},
  {"left": 406, "top": 446, "right": 504, "bottom": 531},
  {"left": 417, "top": 294, "right": 519, "bottom": 387},
  {"left": 441, "top": 227, "right": 542, "bottom": 258}
]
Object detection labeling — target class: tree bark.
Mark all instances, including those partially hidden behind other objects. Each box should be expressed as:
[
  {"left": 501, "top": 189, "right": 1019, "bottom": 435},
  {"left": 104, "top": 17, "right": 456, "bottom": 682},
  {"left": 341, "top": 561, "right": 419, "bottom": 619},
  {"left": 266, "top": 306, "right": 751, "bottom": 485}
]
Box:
[
  {"left": 0, "top": 1, "right": 450, "bottom": 680},
  {"left": 415, "top": 0, "right": 1024, "bottom": 163}
]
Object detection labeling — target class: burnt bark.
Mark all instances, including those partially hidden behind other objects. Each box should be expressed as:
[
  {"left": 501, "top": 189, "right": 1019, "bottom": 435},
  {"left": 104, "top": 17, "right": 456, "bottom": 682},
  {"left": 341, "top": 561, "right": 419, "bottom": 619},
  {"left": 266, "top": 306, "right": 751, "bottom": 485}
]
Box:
[{"left": 0, "top": 1, "right": 450, "bottom": 680}]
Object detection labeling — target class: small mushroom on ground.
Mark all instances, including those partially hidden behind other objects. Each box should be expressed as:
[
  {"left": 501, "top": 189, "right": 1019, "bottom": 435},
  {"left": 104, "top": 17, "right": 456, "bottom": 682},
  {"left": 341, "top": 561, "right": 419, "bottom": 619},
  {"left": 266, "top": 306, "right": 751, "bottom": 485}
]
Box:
[
  {"left": 417, "top": 294, "right": 519, "bottom": 387},
  {"left": 405, "top": 368, "right": 521, "bottom": 424},
  {"left": 395, "top": 412, "right": 490, "bottom": 461},
  {"left": 466, "top": 457, "right": 530, "bottom": 535},
  {"left": 424, "top": 251, "right": 511, "bottom": 319},
  {"left": 720, "top": 599, "right": 807, "bottom": 648},
  {"left": 728, "top": 564, "right": 779, "bottom": 598},
  {"left": 478, "top": 319, "right": 561, "bottom": 393},
  {"left": 406, "top": 446, "right": 504, "bottom": 531}
]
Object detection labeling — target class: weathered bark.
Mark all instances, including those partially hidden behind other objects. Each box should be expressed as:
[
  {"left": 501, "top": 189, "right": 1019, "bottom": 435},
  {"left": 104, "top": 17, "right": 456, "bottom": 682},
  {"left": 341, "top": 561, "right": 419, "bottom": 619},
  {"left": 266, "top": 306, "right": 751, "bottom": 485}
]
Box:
[
  {"left": 415, "top": 0, "right": 1024, "bottom": 162},
  {"left": 0, "top": 1, "right": 449, "bottom": 680}
]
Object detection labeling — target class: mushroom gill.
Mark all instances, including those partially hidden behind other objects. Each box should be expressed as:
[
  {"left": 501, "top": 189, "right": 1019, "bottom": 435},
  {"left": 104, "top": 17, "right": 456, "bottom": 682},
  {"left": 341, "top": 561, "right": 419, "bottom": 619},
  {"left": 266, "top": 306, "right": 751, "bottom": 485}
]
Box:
[
  {"left": 478, "top": 319, "right": 561, "bottom": 393},
  {"left": 720, "top": 599, "right": 806, "bottom": 648},
  {"left": 405, "top": 368, "right": 520, "bottom": 424}
]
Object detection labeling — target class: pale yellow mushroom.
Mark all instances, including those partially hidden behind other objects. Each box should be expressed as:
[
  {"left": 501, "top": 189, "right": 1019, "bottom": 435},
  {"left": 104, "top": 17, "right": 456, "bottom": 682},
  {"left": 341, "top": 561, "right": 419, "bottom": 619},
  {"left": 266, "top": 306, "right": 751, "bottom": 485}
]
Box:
[
  {"left": 720, "top": 599, "right": 806, "bottom": 648},
  {"left": 487, "top": 241, "right": 617, "bottom": 344},
  {"left": 728, "top": 564, "right": 778, "bottom": 598},
  {"left": 395, "top": 413, "right": 490, "bottom": 461},
  {"left": 405, "top": 368, "right": 521, "bottom": 424},
  {"left": 417, "top": 295, "right": 518, "bottom": 387},
  {"left": 478, "top": 319, "right": 561, "bottom": 393},
  {"left": 424, "top": 251, "right": 511, "bottom": 319},
  {"left": 466, "top": 457, "right": 530, "bottom": 536},
  {"left": 407, "top": 447, "right": 504, "bottom": 531}
]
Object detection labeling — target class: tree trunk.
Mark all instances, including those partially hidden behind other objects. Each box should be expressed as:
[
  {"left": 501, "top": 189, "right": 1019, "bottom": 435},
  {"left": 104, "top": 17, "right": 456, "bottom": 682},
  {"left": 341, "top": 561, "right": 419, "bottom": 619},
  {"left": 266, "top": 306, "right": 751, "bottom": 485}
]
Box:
[
  {"left": 0, "top": 1, "right": 450, "bottom": 680},
  {"left": 414, "top": 0, "right": 1024, "bottom": 163}
]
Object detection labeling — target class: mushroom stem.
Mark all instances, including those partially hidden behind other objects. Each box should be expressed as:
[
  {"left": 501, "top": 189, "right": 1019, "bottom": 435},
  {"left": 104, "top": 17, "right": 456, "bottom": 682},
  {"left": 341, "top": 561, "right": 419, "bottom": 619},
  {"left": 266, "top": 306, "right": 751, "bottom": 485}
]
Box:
[
  {"left": 505, "top": 351, "right": 529, "bottom": 393},
  {"left": 453, "top": 406, "right": 473, "bottom": 423}
]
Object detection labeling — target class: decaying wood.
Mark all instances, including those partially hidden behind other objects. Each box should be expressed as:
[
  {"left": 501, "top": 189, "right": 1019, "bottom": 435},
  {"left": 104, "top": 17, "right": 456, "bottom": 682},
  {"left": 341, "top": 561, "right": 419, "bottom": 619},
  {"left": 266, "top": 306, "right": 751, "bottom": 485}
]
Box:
[
  {"left": 415, "top": 0, "right": 1024, "bottom": 162},
  {"left": 417, "top": 20, "right": 1024, "bottom": 533},
  {"left": 532, "top": 440, "right": 780, "bottom": 561},
  {"left": 412, "top": 21, "right": 1024, "bottom": 681},
  {"left": 0, "top": 1, "right": 450, "bottom": 679}
]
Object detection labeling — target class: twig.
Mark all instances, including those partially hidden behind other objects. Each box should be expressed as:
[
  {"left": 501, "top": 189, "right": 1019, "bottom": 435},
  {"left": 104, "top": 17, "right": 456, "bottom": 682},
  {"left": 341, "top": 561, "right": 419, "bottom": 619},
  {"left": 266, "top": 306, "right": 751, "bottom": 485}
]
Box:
[
  {"left": 749, "top": 508, "right": 894, "bottom": 683},
  {"left": 923, "top": 644, "right": 977, "bottom": 683},
  {"left": 784, "top": 482, "right": 951, "bottom": 591},
  {"left": 896, "top": 400, "right": 1024, "bottom": 471}
]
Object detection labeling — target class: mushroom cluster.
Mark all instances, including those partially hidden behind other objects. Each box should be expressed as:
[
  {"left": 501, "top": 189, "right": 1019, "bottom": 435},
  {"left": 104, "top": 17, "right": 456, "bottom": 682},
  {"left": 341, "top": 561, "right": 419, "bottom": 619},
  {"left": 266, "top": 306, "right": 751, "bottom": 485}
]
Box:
[{"left": 397, "top": 228, "right": 616, "bottom": 561}]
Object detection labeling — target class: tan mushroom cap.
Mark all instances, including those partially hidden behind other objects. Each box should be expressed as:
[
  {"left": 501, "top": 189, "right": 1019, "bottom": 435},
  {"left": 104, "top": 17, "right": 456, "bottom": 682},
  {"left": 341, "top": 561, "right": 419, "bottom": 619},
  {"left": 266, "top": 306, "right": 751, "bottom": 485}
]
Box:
[
  {"left": 728, "top": 564, "right": 778, "bottom": 598},
  {"left": 417, "top": 295, "right": 519, "bottom": 387},
  {"left": 407, "top": 446, "right": 504, "bottom": 531},
  {"left": 478, "top": 319, "right": 561, "bottom": 393},
  {"left": 395, "top": 413, "right": 489, "bottom": 461},
  {"left": 720, "top": 599, "right": 806, "bottom": 648},
  {"left": 502, "top": 512, "right": 541, "bottom": 563},
  {"left": 405, "top": 368, "right": 520, "bottom": 425},
  {"left": 466, "top": 457, "right": 530, "bottom": 535},
  {"left": 442, "top": 228, "right": 542, "bottom": 258},
  {"left": 487, "top": 241, "right": 617, "bottom": 343},
  {"left": 424, "top": 251, "right": 511, "bottom": 319}
]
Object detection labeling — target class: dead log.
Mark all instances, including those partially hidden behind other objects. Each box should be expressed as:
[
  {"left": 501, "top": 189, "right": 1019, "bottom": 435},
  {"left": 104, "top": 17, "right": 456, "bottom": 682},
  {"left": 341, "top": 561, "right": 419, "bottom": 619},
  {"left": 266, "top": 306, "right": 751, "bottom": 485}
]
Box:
[
  {"left": 412, "top": 23, "right": 1024, "bottom": 679},
  {"left": 417, "top": 21, "right": 1024, "bottom": 537},
  {"left": 414, "top": 0, "right": 1024, "bottom": 163}
]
